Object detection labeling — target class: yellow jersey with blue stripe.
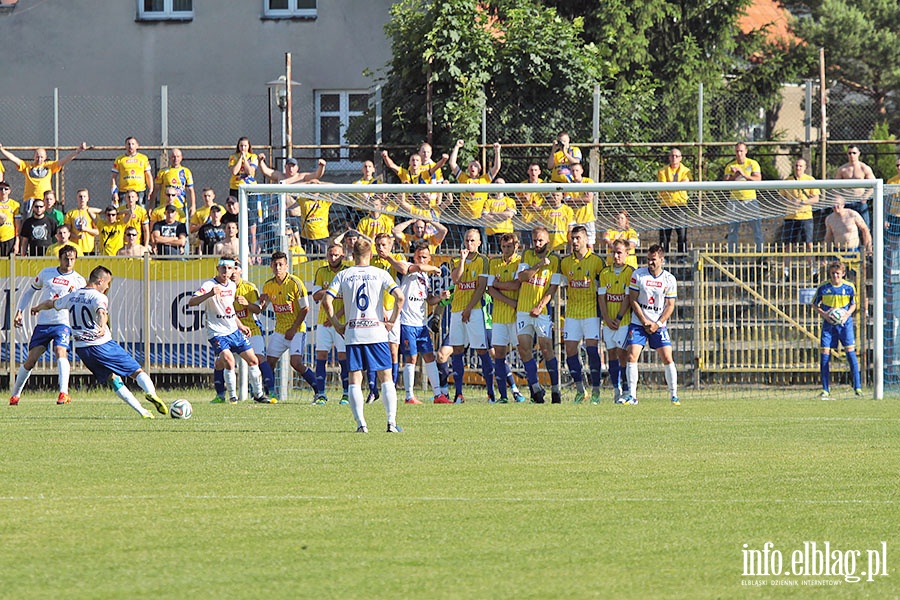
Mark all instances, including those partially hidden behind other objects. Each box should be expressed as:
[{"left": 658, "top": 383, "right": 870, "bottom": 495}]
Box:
[
  {"left": 314, "top": 264, "right": 347, "bottom": 325},
  {"left": 488, "top": 253, "right": 521, "bottom": 324},
  {"left": 516, "top": 250, "right": 561, "bottom": 315},
  {"left": 560, "top": 251, "right": 604, "bottom": 319},
  {"left": 450, "top": 253, "right": 489, "bottom": 313},
  {"left": 598, "top": 264, "right": 634, "bottom": 323},
  {"left": 262, "top": 274, "right": 308, "bottom": 334},
  {"left": 814, "top": 281, "right": 855, "bottom": 312}
]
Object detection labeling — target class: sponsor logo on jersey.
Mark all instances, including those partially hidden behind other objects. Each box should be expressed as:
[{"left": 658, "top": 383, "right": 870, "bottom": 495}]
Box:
[
  {"left": 606, "top": 293, "right": 625, "bottom": 303},
  {"left": 273, "top": 303, "right": 292, "bottom": 313},
  {"left": 349, "top": 319, "right": 380, "bottom": 329},
  {"left": 52, "top": 277, "right": 72, "bottom": 286},
  {"left": 528, "top": 275, "right": 548, "bottom": 286},
  {"left": 458, "top": 281, "right": 477, "bottom": 291},
  {"left": 570, "top": 279, "right": 592, "bottom": 289},
  {"left": 646, "top": 280, "right": 664, "bottom": 288}
]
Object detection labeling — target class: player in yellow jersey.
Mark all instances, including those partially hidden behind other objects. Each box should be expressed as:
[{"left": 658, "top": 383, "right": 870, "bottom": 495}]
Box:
[
  {"left": 369, "top": 233, "right": 405, "bottom": 401},
  {"left": 312, "top": 242, "right": 350, "bottom": 405},
  {"left": 560, "top": 226, "right": 606, "bottom": 403},
  {"left": 598, "top": 239, "right": 635, "bottom": 403},
  {"left": 487, "top": 233, "right": 527, "bottom": 404},
  {"left": 516, "top": 226, "right": 562, "bottom": 403},
  {"left": 449, "top": 228, "right": 493, "bottom": 403},
  {"left": 258, "top": 251, "right": 318, "bottom": 401}
]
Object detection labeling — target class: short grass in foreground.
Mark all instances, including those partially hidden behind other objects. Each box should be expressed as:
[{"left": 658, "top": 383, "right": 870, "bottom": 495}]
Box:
[{"left": 1, "top": 388, "right": 897, "bottom": 599}]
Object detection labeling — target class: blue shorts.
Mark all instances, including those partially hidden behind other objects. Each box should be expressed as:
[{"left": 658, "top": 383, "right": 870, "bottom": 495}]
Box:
[
  {"left": 626, "top": 323, "right": 672, "bottom": 350},
  {"left": 75, "top": 340, "right": 142, "bottom": 383},
  {"left": 400, "top": 325, "right": 434, "bottom": 357},
  {"left": 822, "top": 319, "right": 855, "bottom": 349},
  {"left": 29, "top": 323, "right": 71, "bottom": 351},
  {"left": 209, "top": 330, "right": 252, "bottom": 356},
  {"left": 347, "top": 342, "right": 392, "bottom": 373}
]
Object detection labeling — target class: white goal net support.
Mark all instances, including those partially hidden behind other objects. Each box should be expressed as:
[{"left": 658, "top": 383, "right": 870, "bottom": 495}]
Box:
[{"left": 238, "top": 178, "right": 888, "bottom": 402}]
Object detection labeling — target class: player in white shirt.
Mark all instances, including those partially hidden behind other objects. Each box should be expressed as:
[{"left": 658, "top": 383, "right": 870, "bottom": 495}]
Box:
[
  {"left": 187, "top": 256, "right": 267, "bottom": 404},
  {"left": 621, "top": 244, "right": 679, "bottom": 406},
  {"left": 323, "top": 238, "right": 405, "bottom": 433},
  {"left": 381, "top": 242, "right": 448, "bottom": 404},
  {"left": 31, "top": 265, "right": 168, "bottom": 418},
  {"left": 9, "top": 245, "right": 85, "bottom": 406}
]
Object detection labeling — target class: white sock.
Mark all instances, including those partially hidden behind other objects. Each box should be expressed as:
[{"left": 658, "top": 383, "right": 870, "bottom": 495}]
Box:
[
  {"left": 57, "top": 358, "right": 71, "bottom": 394},
  {"left": 224, "top": 369, "right": 237, "bottom": 399},
  {"left": 425, "top": 361, "right": 441, "bottom": 396},
  {"left": 381, "top": 380, "right": 398, "bottom": 425},
  {"left": 664, "top": 362, "right": 678, "bottom": 397},
  {"left": 348, "top": 383, "right": 365, "bottom": 428},
  {"left": 134, "top": 372, "right": 157, "bottom": 396},
  {"left": 115, "top": 385, "right": 146, "bottom": 415},
  {"left": 403, "top": 363, "right": 416, "bottom": 398},
  {"left": 626, "top": 362, "right": 639, "bottom": 398},
  {"left": 11, "top": 365, "right": 32, "bottom": 397},
  {"left": 248, "top": 365, "right": 264, "bottom": 397}
]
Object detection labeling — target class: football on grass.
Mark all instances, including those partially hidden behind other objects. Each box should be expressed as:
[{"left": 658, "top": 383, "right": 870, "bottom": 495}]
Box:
[
  {"left": 170, "top": 399, "right": 193, "bottom": 419},
  {"left": 828, "top": 307, "right": 846, "bottom": 325}
]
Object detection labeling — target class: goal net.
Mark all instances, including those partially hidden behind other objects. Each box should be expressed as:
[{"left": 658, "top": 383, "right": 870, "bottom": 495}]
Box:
[{"left": 237, "top": 178, "right": 888, "bottom": 403}]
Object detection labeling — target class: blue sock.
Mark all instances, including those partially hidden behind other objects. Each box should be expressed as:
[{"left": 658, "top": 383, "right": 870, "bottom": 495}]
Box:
[
  {"left": 494, "top": 357, "right": 508, "bottom": 399},
  {"left": 213, "top": 369, "right": 225, "bottom": 396},
  {"left": 392, "top": 362, "right": 400, "bottom": 386},
  {"left": 609, "top": 359, "right": 620, "bottom": 389},
  {"left": 302, "top": 366, "right": 318, "bottom": 390},
  {"left": 368, "top": 369, "right": 377, "bottom": 394},
  {"left": 259, "top": 361, "right": 275, "bottom": 394},
  {"left": 451, "top": 353, "right": 465, "bottom": 396},
  {"left": 507, "top": 370, "right": 518, "bottom": 391},
  {"left": 339, "top": 359, "right": 349, "bottom": 394},
  {"left": 566, "top": 355, "right": 583, "bottom": 383},
  {"left": 820, "top": 353, "right": 831, "bottom": 391},
  {"left": 586, "top": 346, "right": 602, "bottom": 388},
  {"left": 847, "top": 350, "right": 861, "bottom": 390},
  {"left": 546, "top": 357, "right": 560, "bottom": 387},
  {"left": 523, "top": 358, "right": 539, "bottom": 388},
  {"left": 437, "top": 360, "right": 450, "bottom": 388},
  {"left": 479, "top": 353, "right": 495, "bottom": 399},
  {"left": 315, "top": 358, "right": 327, "bottom": 394}
]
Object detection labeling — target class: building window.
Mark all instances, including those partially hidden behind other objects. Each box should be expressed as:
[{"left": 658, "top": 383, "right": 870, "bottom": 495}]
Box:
[
  {"left": 316, "top": 91, "right": 370, "bottom": 164},
  {"left": 264, "top": 0, "right": 316, "bottom": 19},
  {"left": 138, "top": 0, "right": 193, "bottom": 21}
]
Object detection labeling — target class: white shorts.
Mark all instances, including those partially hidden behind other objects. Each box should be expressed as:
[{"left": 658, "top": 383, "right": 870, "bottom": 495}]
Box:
[
  {"left": 516, "top": 312, "right": 552, "bottom": 339},
  {"left": 564, "top": 317, "right": 600, "bottom": 342},
  {"left": 602, "top": 325, "right": 628, "bottom": 351},
  {"left": 249, "top": 334, "right": 265, "bottom": 357},
  {"left": 491, "top": 322, "right": 518, "bottom": 348},
  {"left": 315, "top": 324, "right": 346, "bottom": 353},
  {"left": 266, "top": 331, "right": 308, "bottom": 358},
  {"left": 388, "top": 322, "right": 400, "bottom": 345},
  {"left": 449, "top": 310, "right": 488, "bottom": 349}
]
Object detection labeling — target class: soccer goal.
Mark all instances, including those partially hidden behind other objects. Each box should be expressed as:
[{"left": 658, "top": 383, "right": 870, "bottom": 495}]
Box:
[{"left": 238, "top": 177, "right": 887, "bottom": 403}]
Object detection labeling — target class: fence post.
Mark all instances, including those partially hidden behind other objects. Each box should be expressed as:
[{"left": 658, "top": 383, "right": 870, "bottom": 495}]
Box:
[
  {"left": 53, "top": 87, "right": 61, "bottom": 199},
  {"left": 591, "top": 82, "right": 600, "bottom": 182},
  {"left": 8, "top": 256, "right": 16, "bottom": 384},
  {"left": 374, "top": 85, "right": 382, "bottom": 163}
]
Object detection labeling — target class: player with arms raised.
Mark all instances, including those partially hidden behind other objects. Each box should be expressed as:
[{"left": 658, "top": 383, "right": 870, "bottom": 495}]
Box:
[
  {"left": 559, "top": 225, "right": 605, "bottom": 403},
  {"left": 32, "top": 265, "right": 167, "bottom": 418},
  {"left": 9, "top": 245, "right": 85, "bottom": 406},
  {"left": 323, "top": 239, "right": 405, "bottom": 433},
  {"left": 598, "top": 239, "right": 635, "bottom": 403},
  {"left": 188, "top": 256, "right": 267, "bottom": 404},
  {"left": 516, "top": 226, "right": 562, "bottom": 403},
  {"left": 814, "top": 261, "right": 862, "bottom": 398},
  {"left": 621, "top": 245, "right": 679, "bottom": 406}
]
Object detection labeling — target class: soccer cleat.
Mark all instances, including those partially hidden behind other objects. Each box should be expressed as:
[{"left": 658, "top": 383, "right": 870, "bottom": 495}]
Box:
[
  {"left": 365, "top": 389, "right": 377, "bottom": 404},
  {"left": 454, "top": 394, "right": 465, "bottom": 404},
  {"left": 619, "top": 394, "right": 636, "bottom": 405},
  {"left": 230, "top": 396, "right": 240, "bottom": 404},
  {"left": 141, "top": 412, "right": 155, "bottom": 419},
  {"left": 57, "top": 392, "right": 71, "bottom": 405},
  {"left": 551, "top": 391, "right": 562, "bottom": 404},
  {"left": 854, "top": 388, "right": 863, "bottom": 397},
  {"left": 590, "top": 392, "right": 601, "bottom": 405},
  {"left": 9, "top": 396, "right": 19, "bottom": 406},
  {"left": 314, "top": 393, "right": 328, "bottom": 405},
  {"left": 613, "top": 388, "right": 622, "bottom": 404},
  {"left": 433, "top": 393, "right": 452, "bottom": 404},
  {"left": 671, "top": 396, "right": 681, "bottom": 406},
  {"left": 574, "top": 390, "right": 585, "bottom": 404},
  {"left": 146, "top": 393, "right": 168, "bottom": 415},
  {"left": 387, "top": 423, "right": 403, "bottom": 433},
  {"left": 405, "top": 396, "right": 423, "bottom": 405},
  {"left": 339, "top": 394, "right": 349, "bottom": 405},
  {"left": 254, "top": 395, "right": 276, "bottom": 404},
  {"left": 531, "top": 387, "right": 546, "bottom": 404},
  {"left": 497, "top": 397, "right": 509, "bottom": 404},
  {"left": 626, "top": 396, "right": 638, "bottom": 405},
  {"left": 356, "top": 425, "right": 368, "bottom": 434},
  {"left": 210, "top": 396, "right": 226, "bottom": 404},
  {"left": 819, "top": 390, "right": 831, "bottom": 400},
  {"left": 513, "top": 391, "right": 527, "bottom": 403}
]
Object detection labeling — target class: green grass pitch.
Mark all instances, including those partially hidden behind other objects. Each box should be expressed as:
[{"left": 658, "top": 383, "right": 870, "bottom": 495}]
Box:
[{"left": 1, "top": 387, "right": 897, "bottom": 599}]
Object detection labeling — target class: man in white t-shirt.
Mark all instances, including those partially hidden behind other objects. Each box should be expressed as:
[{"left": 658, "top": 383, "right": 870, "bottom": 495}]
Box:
[
  {"left": 187, "top": 256, "right": 267, "bottom": 404},
  {"left": 323, "top": 239, "right": 405, "bottom": 433},
  {"left": 621, "top": 245, "right": 679, "bottom": 406}
]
